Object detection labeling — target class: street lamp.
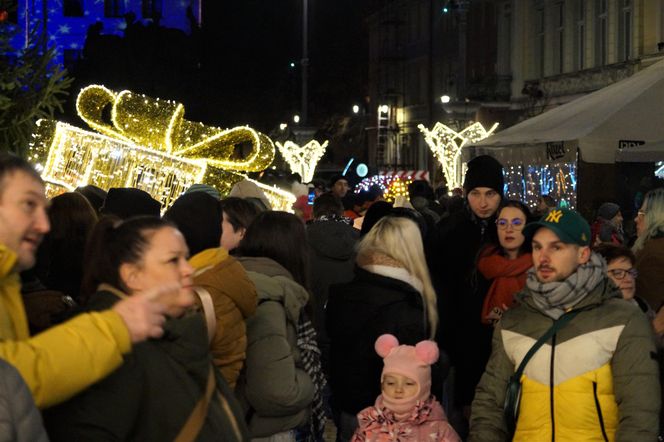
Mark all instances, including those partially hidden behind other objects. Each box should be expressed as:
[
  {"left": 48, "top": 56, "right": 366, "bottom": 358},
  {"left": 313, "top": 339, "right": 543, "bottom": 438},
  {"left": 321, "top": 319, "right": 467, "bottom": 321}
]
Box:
[
  {"left": 379, "top": 104, "right": 389, "bottom": 114},
  {"left": 440, "top": 95, "right": 451, "bottom": 104},
  {"left": 352, "top": 104, "right": 360, "bottom": 114},
  {"left": 293, "top": 115, "right": 301, "bottom": 124}
]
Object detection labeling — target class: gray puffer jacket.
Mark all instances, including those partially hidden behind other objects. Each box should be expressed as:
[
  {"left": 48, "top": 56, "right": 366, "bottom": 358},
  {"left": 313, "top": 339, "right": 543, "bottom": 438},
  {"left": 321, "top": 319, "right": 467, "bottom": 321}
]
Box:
[
  {"left": 0, "top": 359, "right": 48, "bottom": 442},
  {"left": 235, "top": 257, "right": 314, "bottom": 438}
]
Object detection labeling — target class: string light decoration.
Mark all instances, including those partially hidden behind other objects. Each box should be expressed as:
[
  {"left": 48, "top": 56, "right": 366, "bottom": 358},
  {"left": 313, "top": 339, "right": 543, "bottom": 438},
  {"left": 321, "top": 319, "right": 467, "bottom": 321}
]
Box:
[
  {"left": 383, "top": 177, "right": 412, "bottom": 202},
  {"left": 418, "top": 122, "right": 498, "bottom": 189},
  {"left": 353, "top": 174, "right": 411, "bottom": 202},
  {"left": 502, "top": 162, "right": 577, "bottom": 210},
  {"left": 275, "top": 139, "right": 328, "bottom": 182},
  {"left": 28, "top": 85, "right": 296, "bottom": 210}
]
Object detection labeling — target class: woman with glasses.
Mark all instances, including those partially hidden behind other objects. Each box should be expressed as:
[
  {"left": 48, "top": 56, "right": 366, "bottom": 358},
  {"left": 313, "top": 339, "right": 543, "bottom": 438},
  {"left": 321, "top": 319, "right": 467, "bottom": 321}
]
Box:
[
  {"left": 477, "top": 201, "right": 534, "bottom": 325},
  {"left": 594, "top": 243, "right": 653, "bottom": 316},
  {"left": 633, "top": 188, "right": 664, "bottom": 312}
]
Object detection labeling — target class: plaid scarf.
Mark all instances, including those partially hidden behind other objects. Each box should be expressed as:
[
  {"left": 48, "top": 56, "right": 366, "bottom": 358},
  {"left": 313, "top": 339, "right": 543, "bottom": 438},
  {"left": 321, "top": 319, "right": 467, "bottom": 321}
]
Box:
[
  {"left": 525, "top": 252, "right": 606, "bottom": 319},
  {"left": 296, "top": 313, "right": 327, "bottom": 441}
]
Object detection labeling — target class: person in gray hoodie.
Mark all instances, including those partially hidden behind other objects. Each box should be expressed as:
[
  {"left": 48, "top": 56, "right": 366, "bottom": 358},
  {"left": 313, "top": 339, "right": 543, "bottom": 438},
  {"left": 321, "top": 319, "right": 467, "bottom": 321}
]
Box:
[{"left": 0, "top": 359, "right": 48, "bottom": 442}]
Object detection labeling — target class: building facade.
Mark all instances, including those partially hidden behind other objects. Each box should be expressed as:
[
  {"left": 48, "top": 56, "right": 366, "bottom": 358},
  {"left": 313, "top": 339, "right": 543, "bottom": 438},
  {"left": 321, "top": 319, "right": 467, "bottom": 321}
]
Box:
[{"left": 9, "top": 0, "right": 201, "bottom": 69}]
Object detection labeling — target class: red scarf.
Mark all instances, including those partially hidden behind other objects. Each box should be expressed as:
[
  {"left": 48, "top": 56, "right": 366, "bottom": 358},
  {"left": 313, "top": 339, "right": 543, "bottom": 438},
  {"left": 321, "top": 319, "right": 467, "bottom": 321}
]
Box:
[{"left": 477, "top": 250, "right": 532, "bottom": 324}]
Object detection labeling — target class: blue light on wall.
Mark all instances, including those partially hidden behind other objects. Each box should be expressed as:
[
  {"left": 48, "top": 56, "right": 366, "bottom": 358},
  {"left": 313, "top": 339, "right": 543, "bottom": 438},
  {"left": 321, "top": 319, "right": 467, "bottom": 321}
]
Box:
[{"left": 10, "top": 0, "right": 199, "bottom": 67}]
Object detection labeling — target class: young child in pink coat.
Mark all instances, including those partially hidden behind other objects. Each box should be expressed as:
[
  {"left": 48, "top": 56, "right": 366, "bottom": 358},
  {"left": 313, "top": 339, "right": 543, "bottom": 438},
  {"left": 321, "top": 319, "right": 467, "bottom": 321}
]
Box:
[{"left": 351, "top": 334, "right": 460, "bottom": 442}]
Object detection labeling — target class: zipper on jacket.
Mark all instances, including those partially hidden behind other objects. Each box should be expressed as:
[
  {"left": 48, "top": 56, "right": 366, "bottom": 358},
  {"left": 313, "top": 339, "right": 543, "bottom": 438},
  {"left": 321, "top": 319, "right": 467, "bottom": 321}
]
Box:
[
  {"left": 550, "top": 333, "right": 556, "bottom": 442},
  {"left": 593, "top": 382, "right": 609, "bottom": 442}
]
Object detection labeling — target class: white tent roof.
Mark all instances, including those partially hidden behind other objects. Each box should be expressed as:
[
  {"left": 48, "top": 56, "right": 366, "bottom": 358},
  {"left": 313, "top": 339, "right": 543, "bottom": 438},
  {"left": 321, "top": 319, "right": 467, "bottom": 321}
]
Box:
[
  {"left": 464, "top": 58, "right": 664, "bottom": 164},
  {"left": 615, "top": 139, "right": 664, "bottom": 162}
]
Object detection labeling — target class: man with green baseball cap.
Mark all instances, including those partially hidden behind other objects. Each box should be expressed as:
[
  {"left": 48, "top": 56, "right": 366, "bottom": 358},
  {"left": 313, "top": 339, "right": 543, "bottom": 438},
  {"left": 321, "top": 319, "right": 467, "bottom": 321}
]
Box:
[{"left": 469, "top": 208, "right": 660, "bottom": 441}]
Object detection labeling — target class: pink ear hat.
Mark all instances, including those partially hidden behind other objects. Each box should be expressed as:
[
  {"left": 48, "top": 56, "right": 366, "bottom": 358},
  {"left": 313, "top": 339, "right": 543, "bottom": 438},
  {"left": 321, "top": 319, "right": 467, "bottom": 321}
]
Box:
[{"left": 374, "top": 334, "right": 439, "bottom": 411}]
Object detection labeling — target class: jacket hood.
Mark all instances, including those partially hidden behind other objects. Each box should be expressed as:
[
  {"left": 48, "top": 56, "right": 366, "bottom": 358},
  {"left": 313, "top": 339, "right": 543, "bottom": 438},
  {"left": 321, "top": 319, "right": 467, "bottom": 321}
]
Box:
[
  {"left": 236, "top": 256, "right": 308, "bottom": 324},
  {"left": 190, "top": 248, "right": 256, "bottom": 319},
  {"left": 307, "top": 220, "right": 358, "bottom": 261}
]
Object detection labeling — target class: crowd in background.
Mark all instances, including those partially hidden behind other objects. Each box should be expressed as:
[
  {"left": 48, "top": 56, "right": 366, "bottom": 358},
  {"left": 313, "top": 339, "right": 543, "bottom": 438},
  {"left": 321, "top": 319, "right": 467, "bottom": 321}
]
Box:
[{"left": 0, "top": 151, "right": 663, "bottom": 441}]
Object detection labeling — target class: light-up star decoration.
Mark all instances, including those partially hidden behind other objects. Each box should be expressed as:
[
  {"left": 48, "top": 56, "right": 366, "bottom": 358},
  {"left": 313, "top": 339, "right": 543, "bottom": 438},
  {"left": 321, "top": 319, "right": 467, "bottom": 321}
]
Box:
[
  {"left": 418, "top": 122, "right": 498, "bottom": 189},
  {"left": 29, "top": 85, "right": 296, "bottom": 211},
  {"left": 275, "top": 140, "right": 328, "bottom": 183}
]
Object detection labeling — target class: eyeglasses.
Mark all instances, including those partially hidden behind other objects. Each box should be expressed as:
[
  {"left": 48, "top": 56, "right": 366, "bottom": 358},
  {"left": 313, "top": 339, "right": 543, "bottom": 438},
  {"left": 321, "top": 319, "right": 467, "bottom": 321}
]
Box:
[
  {"left": 496, "top": 218, "right": 525, "bottom": 230},
  {"left": 607, "top": 268, "right": 638, "bottom": 280}
]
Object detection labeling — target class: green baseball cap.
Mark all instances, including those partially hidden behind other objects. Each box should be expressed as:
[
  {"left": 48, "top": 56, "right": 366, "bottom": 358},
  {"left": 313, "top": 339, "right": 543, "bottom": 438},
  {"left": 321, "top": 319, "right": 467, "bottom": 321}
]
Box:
[{"left": 523, "top": 208, "right": 591, "bottom": 246}]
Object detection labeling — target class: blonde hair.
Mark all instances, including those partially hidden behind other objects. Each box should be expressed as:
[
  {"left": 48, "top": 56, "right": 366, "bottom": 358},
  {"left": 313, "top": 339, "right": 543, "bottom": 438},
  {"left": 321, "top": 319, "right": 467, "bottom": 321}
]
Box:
[
  {"left": 357, "top": 216, "right": 438, "bottom": 338},
  {"left": 633, "top": 188, "right": 664, "bottom": 253}
]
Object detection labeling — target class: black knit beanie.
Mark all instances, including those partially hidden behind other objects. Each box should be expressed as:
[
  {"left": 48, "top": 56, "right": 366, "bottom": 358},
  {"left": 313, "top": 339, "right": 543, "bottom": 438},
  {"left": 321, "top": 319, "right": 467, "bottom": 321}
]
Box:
[
  {"left": 463, "top": 155, "right": 504, "bottom": 196},
  {"left": 164, "top": 192, "right": 222, "bottom": 256}
]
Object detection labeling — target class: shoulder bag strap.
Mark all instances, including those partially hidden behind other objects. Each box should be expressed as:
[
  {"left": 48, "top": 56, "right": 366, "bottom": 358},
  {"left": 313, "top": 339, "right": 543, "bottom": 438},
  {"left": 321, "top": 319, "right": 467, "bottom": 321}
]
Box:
[
  {"left": 514, "top": 309, "right": 581, "bottom": 379},
  {"left": 504, "top": 308, "right": 581, "bottom": 435},
  {"left": 194, "top": 287, "right": 216, "bottom": 345},
  {"left": 174, "top": 366, "right": 216, "bottom": 442}
]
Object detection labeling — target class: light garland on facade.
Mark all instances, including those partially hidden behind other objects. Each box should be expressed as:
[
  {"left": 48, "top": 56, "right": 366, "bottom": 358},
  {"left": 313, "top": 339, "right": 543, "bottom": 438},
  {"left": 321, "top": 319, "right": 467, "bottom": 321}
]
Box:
[
  {"left": 275, "top": 139, "right": 328, "bottom": 182},
  {"left": 353, "top": 174, "right": 411, "bottom": 203},
  {"left": 503, "top": 163, "right": 577, "bottom": 210},
  {"left": 418, "top": 121, "right": 498, "bottom": 189},
  {"left": 28, "top": 85, "right": 293, "bottom": 210}
]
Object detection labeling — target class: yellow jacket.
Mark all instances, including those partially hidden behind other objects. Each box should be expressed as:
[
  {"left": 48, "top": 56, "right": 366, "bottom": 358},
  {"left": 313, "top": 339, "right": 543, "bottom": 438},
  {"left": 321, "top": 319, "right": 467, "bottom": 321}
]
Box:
[
  {"left": 190, "top": 248, "right": 257, "bottom": 388},
  {"left": 0, "top": 245, "right": 131, "bottom": 408}
]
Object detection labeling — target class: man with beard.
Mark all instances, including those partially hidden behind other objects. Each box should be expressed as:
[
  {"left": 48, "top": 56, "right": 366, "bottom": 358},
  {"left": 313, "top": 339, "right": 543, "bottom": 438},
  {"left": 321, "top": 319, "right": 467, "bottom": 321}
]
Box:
[{"left": 469, "top": 209, "right": 659, "bottom": 441}]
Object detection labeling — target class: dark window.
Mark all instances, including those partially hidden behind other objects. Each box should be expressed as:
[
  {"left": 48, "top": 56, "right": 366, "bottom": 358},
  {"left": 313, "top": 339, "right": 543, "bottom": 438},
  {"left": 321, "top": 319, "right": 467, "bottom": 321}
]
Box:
[
  {"left": 64, "top": 0, "right": 84, "bottom": 17},
  {"left": 142, "top": 0, "right": 163, "bottom": 19},
  {"left": 104, "top": 0, "right": 125, "bottom": 18}
]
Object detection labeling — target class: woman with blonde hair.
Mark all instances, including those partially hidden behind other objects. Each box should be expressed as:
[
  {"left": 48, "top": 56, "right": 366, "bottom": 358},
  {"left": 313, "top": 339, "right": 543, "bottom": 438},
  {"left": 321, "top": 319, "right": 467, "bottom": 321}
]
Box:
[
  {"left": 633, "top": 187, "right": 664, "bottom": 311},
  {"left": 327, "top": 214, "right": 440, "bottom": 442}
]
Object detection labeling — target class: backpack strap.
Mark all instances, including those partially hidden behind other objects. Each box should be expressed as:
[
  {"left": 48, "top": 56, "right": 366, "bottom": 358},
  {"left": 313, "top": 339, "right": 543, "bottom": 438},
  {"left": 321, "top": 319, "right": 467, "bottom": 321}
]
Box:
[
  {"left": 194, "top": 287, "right": 216, "bottom": 345},
  {"left": 504, "top": 308, "right": 582, "bottom": 435}
]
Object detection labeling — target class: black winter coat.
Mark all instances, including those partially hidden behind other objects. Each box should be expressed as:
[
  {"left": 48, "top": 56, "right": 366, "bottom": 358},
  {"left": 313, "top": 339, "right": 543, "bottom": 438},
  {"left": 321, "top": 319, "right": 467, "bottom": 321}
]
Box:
[
  {"left": 307, "top": 219, "right": 358, "bottom": 371},
  {"left": 428, "top": 205, "right": 498, "bottom": 406},
  {"left": 326, "top": 267, "right": 436, "bottom": 415},
  {"left": 44, "top": 289, "right": 248, "bottom": 442}
]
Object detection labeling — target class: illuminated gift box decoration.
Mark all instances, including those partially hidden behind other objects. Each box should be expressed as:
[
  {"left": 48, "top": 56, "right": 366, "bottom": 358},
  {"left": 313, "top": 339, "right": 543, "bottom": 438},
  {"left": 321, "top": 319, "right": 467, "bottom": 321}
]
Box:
[{"left": 30, "top": 85, "right": 294, "bottom": 210}]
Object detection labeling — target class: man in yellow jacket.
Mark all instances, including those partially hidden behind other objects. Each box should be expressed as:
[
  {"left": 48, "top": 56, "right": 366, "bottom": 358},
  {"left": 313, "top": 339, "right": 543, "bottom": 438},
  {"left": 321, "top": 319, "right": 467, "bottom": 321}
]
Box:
[{"left": 0, "top": 153, "right": 179, "bottom": 408}]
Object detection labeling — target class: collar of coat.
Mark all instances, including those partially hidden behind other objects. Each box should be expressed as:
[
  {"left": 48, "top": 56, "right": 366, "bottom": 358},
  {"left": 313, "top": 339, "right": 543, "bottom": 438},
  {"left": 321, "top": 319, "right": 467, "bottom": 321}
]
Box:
[{"left": 0, "top": 245, "right": 17, "bottom": 279}]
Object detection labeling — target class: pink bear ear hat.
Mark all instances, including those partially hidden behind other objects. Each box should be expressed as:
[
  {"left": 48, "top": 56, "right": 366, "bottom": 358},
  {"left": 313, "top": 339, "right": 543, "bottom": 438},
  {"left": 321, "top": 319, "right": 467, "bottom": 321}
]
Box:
[{"left": 375, "top": 334, "right": 439, "bottom": 412}]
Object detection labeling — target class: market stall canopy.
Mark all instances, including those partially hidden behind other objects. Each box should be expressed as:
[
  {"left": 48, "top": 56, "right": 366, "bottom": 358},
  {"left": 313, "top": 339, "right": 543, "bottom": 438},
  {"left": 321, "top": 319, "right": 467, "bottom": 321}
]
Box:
[
  {"left": 464, "top": 58, "right": 664, "bottom": 164},
  {"left": 615, "top": 139, "right": 664, "bottom": 162}
]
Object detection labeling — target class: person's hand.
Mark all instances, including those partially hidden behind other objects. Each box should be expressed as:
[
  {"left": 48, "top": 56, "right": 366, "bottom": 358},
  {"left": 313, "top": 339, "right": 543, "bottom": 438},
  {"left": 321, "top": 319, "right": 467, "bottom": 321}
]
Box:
[
  {"left": 485, "top": 304, "right": 510, "bottom": 326},
  {"left": 112, "top": 283, "right": 187, "bottom": 343}
]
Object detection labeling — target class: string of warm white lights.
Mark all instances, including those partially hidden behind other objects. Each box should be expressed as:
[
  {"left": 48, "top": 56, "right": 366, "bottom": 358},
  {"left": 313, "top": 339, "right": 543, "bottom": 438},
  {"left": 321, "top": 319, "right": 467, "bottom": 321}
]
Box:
[
  {"left": 418, "top": 122, "right": 498, "bottom": 189},
  {"left": 28, "top": 85, "right": 300, "bottom": 211},
  {"left": 276, "top": 139, "right": 328, "bottom": 183}
]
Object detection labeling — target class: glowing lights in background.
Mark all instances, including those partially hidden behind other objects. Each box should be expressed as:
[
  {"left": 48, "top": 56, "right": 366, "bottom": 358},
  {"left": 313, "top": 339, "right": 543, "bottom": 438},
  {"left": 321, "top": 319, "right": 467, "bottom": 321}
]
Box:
[
  {"left": 276, "top": 139, "right": 328, "bottom": 183},
  {"left": 353, "top": 174, "right": 411, "bottom": 202},
  {"left": 503, "top": 163, "right": 577, "bottom": 210},
  {"left": 418, "top": 121, "right": 498, "bottom": 189},
  {"left": 656, "top": 161, "right": 664, "bottom": 178},
  {"left": 29, "top": 85, "right": 290, "bottom": 210}
]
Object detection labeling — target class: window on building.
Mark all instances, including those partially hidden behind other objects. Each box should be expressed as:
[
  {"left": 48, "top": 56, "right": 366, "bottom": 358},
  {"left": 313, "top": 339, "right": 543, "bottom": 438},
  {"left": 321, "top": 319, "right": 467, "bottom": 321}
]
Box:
[
  {"left": 553, "top": 2, "right": 565, "bottom": 74},
  {"left": 618, "top": 0, "right": 632, "bottom": 61},
  {"left": 535, "top": 5, "right": 545, "bottom": 78},
  {"left": 574, "top": 0, "right": 585, "bottom": 70},
  {"left": 64, "top": 0, "right": 84, "bottom": 17},
  {"left": 142, "top": 0, "right": 163, "bottom": 20},
  {"left": 104, "top": 0, "right": 125, "bottom": 17},
  {"left": 594, "top": 0, "right": 608, "bottom": 66}
]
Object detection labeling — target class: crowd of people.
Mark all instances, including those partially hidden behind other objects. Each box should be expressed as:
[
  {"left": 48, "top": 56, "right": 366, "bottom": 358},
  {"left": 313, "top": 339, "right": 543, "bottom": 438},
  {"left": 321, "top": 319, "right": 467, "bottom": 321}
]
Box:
[{"left": 0, "top": 151, "right": 663, "bottom": 441}]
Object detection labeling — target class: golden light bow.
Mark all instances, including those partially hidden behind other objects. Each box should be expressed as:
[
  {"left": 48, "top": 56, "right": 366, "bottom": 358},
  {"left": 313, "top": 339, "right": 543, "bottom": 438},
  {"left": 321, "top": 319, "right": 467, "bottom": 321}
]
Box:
[
  {"left": 418, "top": 122, "right": 498, "bottom": 189},
  {"left": 276, "top": 139, "right": 328, "bottom": 183},
  {"left": 29, "top": 85, "right": 288, "bottom": 209}
]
